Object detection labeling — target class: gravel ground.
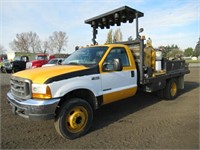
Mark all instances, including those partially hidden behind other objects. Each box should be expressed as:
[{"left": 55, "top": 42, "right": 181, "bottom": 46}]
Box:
[{"left": 0, "top": 67, "right": 199, "bottom": 149}]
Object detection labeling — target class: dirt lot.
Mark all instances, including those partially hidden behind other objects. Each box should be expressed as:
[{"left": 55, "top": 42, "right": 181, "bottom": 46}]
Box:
[{"left": 0, "top": 67, "right": 199, "bottom": 149}]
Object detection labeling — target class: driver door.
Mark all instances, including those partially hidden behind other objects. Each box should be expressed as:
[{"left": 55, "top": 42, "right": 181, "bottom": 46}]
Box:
[{"left": 101, "top": 47, "right": 137, "bottom": 105}]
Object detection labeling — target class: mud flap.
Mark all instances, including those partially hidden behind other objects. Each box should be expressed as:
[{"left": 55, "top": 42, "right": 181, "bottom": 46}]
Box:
[{"left": 12, "top": 104, "right": 17, "bottom": 115}]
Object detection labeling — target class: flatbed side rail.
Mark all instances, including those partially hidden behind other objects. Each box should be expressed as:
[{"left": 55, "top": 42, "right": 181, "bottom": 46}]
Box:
[{"left": 140, "top": 64, "right": 190, "bottom": 92}]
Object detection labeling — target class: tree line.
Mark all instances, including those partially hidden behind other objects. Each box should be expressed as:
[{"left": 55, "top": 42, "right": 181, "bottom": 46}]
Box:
[
  {"left": 1, "top": 28, "right": 199, "bottom": 58},
  {"left": 155, "top": 43, "right": 199, "bottom": 58},
  {"left": 8, "top": 31, "right": 68, "bottom": 54}
]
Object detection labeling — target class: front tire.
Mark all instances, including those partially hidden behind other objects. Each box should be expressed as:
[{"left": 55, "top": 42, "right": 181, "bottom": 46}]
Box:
[
  {"left": 54, "top": 98, "right": 93, "bottom": 139},
  {"left": 12, "top": 67, "right": 20, "bottom": 73},
  {"left": 1, "top": 67, "right": 6, "bottom": 73}
]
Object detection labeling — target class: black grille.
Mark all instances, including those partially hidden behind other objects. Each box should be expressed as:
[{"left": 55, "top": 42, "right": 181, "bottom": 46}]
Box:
[
  {"left": 10, "top": 77, "right": 31, "bottom": 100},
  {"left": 4, "top": 62, "right": 11, "bottom": 67}
]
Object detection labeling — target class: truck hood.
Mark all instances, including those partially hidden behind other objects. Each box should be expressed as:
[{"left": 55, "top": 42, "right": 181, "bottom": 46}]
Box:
[
  {"left": 31, "top": 60, "right": 45, "bottom": 66},
  {"left": 31, "top": 60, "right": 43, "bottom": 63},
  {"left": 13, "top": 65, "right": 89, "bottom": 84}
]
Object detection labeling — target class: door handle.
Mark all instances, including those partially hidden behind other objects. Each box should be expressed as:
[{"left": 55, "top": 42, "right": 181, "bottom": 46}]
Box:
[{"left": 131, "top": 71, "right": 134, "bottom": 77}]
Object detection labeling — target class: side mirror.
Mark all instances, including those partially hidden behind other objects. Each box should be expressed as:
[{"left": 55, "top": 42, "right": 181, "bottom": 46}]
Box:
[
  {"left": 103, "top": 58, "right": 123, "bottom": 72},
  {"left": 58, "top": 60, "right": 62, "bottom": 65}
]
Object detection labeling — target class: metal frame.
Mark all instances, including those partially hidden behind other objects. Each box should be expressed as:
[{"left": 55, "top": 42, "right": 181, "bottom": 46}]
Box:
[{"left": 85, "top": 6, "right": 144, "bottom": 45}]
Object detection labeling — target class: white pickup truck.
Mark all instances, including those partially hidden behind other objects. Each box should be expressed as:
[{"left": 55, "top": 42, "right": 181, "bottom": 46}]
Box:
[{"left": 7, "top": 6, "right": 189, "bottom": 139}]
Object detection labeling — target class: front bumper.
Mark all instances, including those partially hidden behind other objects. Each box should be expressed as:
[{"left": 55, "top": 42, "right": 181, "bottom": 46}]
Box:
[
  {"left": 7, "top": 91, "right": 60, "bottom": 121},
  {"left": 5, "top": 66, "right": 12, "bottom": 71}
]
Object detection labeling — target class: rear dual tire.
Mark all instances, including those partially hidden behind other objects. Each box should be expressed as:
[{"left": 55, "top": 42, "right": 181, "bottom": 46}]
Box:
[
  {"left": 156, "top": 78, "right": 178, "bottom": 100},
  {"left": 164, "top": 79, "right": 178, "bottom": 100}
]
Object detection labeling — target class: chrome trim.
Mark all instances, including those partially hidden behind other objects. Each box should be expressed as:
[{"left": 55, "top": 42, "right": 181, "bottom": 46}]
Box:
[
  {"left": 7, "top": 91, "right": 60, "bottom": 120},
  {"left": 8, "top": 92, "right": 60, "bottom": 106},
  {"left": 10, "top": 76, "right": 32, "bottom": 100}
]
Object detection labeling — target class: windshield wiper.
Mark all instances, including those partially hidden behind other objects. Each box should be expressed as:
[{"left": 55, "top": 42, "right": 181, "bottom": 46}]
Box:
[{"left": 67, "top": 62, "right": 80, "bottom": 65}]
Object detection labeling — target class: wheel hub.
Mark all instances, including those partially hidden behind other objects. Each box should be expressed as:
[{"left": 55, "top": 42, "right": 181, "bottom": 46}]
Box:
[
  {"left": 66, "top": 107, "right": 88, "bottom": 133},
  {"left": 69, "top": 111, "right": 85, "bottom": 129},
  {"left": 170, "top": 82, "right": 177, "bottom": 97}
]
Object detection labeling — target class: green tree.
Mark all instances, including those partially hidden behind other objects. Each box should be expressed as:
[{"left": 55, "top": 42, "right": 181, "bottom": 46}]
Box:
[
  {"left": 105, "top": 28, "right": 123, "bottom": 43},
  {"left": 167, "top": 49, "right": 183, "bottom": 58},
  {"left": 194, "top": 37, "right": 200, "bottom": 57},
  {"left": 158, "top": 44, "right": 181, "bottom": 58},
  {"left": 106, "top": 29, "right": 113, "bottom": 44},
  {"left": 113, "top": 28, "right": 122, "bottom": 42},
  {"left": 184, "top": 47, "right": 193, "bottom": 57}
]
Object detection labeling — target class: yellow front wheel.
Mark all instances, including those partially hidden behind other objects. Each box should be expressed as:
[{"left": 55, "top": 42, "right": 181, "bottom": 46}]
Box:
[
  {"left": 54, "top": 98, "right": 93, "bottom": 139},
  {"left": 66, "top": 106, "right": 88, "bottom": 133}
]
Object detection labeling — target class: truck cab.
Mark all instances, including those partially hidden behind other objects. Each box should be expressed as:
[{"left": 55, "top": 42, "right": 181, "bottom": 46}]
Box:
[
  {"left": 26, "top": 54, "right": 54, "bottom": 69},
  {"left": 62, "top": 44, "right": 138, "bottom": 104}
]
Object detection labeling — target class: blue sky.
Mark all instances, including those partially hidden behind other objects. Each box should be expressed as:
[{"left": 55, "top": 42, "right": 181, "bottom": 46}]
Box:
[{"left": 1, "top": 0, "right": 199, "bottom": 54}]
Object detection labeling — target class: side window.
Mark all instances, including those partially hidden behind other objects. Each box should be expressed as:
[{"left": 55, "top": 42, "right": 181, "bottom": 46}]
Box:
[{"left": 104, "top": 48, "right": 130, "bottom": 67}]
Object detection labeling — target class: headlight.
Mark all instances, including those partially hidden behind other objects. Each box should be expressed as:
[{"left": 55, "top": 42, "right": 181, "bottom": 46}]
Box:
[{"left": 32, "top": 84, "right": 52, "bottom": 99}]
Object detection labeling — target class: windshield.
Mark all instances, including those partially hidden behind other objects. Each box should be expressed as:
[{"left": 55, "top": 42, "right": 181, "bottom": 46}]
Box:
[
  {"left": 48, "top": 59, "right": 59, "bottom": 64},
  {"left": 3, "top": 59, "right": 9, "bottom": 63},
  {"left": 14, "top": 56, "right": 21, "bottom": 61},
  {"left": 36, "top": 55, "right": 47, "bottom": 60},
  {"left": 62, "top": 46, "right": 108, "bottom": 66}
]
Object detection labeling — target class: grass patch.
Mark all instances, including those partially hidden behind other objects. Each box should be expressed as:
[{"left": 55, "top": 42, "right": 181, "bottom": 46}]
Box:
[{"left": 186, "top": 60, "right": 200, "bottom": 63}]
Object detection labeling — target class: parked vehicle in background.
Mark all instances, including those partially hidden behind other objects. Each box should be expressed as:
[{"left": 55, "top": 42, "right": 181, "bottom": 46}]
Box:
[
  {"left": 42, "top": 58, "right": 64, "bottom": 67},
  {"left": 0, "top": 62, "right": 3, "bottom": 72},
  {"left": 1, "top": 54, "right": 8, "bottom": 73},
  {"left": 1, "top": 56, "right": 30, "bottom": 73},
  {"left": 1, "top": 59, "right": 10, "bottom": 73},
  {"left": 0, "top": 54, "right": 7, "bottom": 62},
  {"left": 26, "top": 54, "right": 54, "bottom": 69},
  {"left": 11, "top": 56, "right": 30, "bottom": 73}
]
